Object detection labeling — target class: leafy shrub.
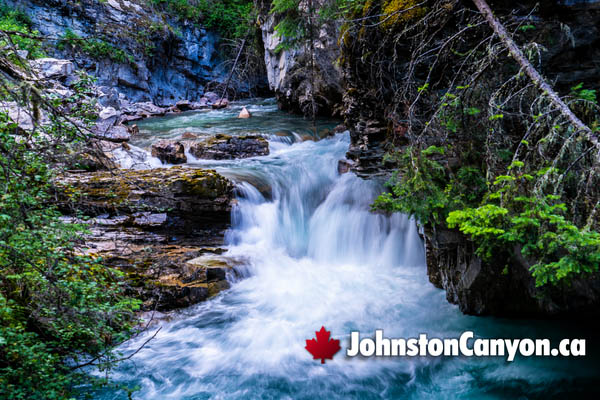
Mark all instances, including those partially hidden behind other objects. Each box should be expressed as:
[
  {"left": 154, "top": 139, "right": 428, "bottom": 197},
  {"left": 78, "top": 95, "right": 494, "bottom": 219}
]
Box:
[
  {"left": 0, "top": 66, "right": 139, "bottom": 398},
  {"left": 58, "top": 29, "right": 134, "bottom": 64},
  {"left": 0, "top": 1, "right": 44, "bottom": 58}
]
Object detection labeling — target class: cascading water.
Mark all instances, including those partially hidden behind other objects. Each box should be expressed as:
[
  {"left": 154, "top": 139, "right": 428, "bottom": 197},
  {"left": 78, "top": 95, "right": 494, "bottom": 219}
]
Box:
[{"left": 98, "top": 99, "right": 599, "bottom": 399}]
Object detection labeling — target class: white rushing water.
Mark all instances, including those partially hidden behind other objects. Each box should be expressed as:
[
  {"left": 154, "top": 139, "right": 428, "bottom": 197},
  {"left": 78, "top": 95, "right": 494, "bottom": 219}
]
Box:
[{"left": 97, "top": 100, "right": 599, "bottom": 399}]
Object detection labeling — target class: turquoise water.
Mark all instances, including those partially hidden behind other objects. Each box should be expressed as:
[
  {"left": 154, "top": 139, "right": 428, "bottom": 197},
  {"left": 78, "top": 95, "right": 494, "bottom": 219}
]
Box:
[{"left": 95, "top": 99, "right": 600, "bottom": 399}]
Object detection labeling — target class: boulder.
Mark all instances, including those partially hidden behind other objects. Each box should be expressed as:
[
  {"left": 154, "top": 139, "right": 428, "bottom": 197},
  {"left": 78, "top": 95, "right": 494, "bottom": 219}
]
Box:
[
  {"left": 1, "top": 101, "right": 50, "bottom": 132},
  {"left": 337, "top": 159, "right": 354, "bottom": 174},
  {"left": 203, "top": 91, "right": 220, "bottom": 103},
  {"left": 57, "top": 167, "right": 233, "bottom": 220},
  {"left": 94, "top": 117, "right": 130, "bottom": 142},
  {"left": 238, "top": 106, "right": 252, "bottom": 119},
  {"left": 99, "top": 106, "right": 119, "bottom": 120},
  {"left": 151, "top": 139, "right": 187, "bottom": 164},
  {"left": 211, "top": 99, "right": 229, "bottom": 109},
  {"left": 189, "top": 134, "right": 269, "bottom": 160},
  {"left": 175, "top": 99, "right": 192, "bottom": 111},
  {"left": 30, "top": 58, "right": 75, "bottom": 80}
]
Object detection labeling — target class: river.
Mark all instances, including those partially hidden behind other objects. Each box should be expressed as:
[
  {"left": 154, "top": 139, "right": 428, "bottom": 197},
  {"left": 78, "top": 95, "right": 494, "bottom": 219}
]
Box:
[{"left": 96, "top": 99, "right": 599, "bottom": 399}]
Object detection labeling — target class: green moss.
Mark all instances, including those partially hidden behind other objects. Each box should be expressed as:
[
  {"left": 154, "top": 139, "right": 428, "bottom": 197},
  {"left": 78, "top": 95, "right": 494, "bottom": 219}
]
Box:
[{"left": 380, "top": 0, "right": 426, "bottom": 28}]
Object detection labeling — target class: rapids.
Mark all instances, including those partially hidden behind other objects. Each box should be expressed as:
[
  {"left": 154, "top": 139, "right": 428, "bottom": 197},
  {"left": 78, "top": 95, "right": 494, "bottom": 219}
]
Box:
[{"left": 96, "top": 99, "right": 599, "bottom": 399}]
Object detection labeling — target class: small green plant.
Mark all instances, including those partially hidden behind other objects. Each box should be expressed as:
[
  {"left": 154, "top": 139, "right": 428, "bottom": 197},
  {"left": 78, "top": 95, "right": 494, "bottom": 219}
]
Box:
[
  {"left": 0, "top": 2, "right": 44, "bottom": 58},
  {"left": 570, "top": 82, "right": 597, "bottom": 104},
  {"left": 58, "top": 29, "right": 134, "bottom": 64}
]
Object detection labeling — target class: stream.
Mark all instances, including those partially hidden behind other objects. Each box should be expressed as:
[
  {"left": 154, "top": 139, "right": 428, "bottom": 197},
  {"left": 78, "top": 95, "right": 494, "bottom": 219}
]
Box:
[{"left": 97, "top": 99, "right": 599, "bottom": 399}]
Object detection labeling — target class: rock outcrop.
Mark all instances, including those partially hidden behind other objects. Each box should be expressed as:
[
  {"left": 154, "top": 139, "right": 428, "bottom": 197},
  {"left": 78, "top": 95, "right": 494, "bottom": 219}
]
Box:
[
  {"left": 425, "top": 227, "right": 600, "bottom": 317},
  {"left": 58, "top": 167, "right": 236, "bottom": 310},
  {"left": 339, "top": 0, "right": 600, "bottom": 316},
  {"left": 151, "top": 140, "right": 187, "bottom": 164},
  {"left": 6, "top": 0, "right": 265, "bottom": 105},
  {"left": 58, "top": 167, "right": 233, "bottom": 222},
  {"left": 190, "top": 134, "right": 269, "bottom": 160},
  {"left": 257, "top": 0, "right": 343, "bottom": 116}
]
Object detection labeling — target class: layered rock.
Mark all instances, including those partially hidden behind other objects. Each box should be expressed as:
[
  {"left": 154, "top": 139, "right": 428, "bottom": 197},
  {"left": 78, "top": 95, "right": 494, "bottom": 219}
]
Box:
[
  {"left": 6, "top": 0, "right": 264, "bottom": 105},
  {"left": 257, "top": 0, "right": 343, "bottom": 116},
  {"left": 425, "top": 227, "right": 600, "bottom": 317},
  {"left": 58, "top": 167, "right": 233, "bottom": 222},
  {"left": 58, "top": 167, "right": 236, "bottom": 310},
  {"left": 190, "top": 134, "right": 269, "bottom": 160}
]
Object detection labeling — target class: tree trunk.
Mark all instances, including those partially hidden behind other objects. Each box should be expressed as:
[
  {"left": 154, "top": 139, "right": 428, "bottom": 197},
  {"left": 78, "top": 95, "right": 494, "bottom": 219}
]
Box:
[{"left": 472, "top": 0, "right": 600, "bottom": 151}]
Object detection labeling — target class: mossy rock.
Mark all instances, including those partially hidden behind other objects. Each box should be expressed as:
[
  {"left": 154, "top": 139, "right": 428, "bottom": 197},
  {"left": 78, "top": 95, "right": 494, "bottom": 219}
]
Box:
[{"left": 57, "top": 166, "right": 233, "bottom": 218}]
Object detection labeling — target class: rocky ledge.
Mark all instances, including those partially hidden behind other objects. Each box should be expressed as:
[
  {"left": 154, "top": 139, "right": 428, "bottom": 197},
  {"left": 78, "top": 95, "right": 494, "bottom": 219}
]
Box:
[
  {"left": 57, "top": 167, "right": 238, "bottom": 310},
  {"left": 425, "top": 227, "right": 600, "bottom": 317}
]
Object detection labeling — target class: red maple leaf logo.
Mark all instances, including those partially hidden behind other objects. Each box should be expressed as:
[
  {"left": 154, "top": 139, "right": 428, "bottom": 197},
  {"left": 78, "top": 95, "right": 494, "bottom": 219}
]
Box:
[{"left": 305, "top": 326, "right": 341, "bottom": 364}]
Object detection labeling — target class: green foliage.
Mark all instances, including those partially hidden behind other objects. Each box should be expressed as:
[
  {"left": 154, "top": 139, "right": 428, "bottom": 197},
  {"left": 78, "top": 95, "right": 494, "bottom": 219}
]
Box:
[
  {"left": 198, "top": 0, "right": 254, "bottom": 39},
  {"left": 447, "top": 164, "right": 600, "bottom": 287},
  {"left": 373, "top": 146, "right": 486, "bottom": 225},
  {"left": 269, "top": 0, "right": 368, "bottom": 51},
  {"left": 150, "top": 0, "right": 254, "bottom": 39},
  {"left": 0, "top": 2, "right": 44, "bottom": 58},
  {"left": 58, "top": 29, "right": 135, "bottom": 64},
  {"left": 0, "top": 71, "right": 139, "bottom": 398},
  {"left": 570, "top": 82, "right": 597, "bottom": 104}
]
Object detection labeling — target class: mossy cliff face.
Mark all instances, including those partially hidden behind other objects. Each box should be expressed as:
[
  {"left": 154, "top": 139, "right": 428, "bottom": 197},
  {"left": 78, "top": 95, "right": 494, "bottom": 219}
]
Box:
[{"left": 340, "top": 0, "right": 600, "bottom": 317}]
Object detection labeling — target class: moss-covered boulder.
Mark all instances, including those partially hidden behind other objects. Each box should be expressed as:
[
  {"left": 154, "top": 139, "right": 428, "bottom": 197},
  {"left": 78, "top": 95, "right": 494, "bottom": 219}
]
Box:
[{"left": 58, "top": 166, "right": 233, "bottom": 222}]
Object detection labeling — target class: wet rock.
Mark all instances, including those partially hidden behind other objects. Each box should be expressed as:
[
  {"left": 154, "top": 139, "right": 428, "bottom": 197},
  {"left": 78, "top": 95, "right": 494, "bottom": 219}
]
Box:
[
  {"left": 57, "top": 167, "right": 233, "bottom": 221},
  {"left": 211, "top": 99, "right": 229, "bottom": 109},
  {"left": 238, "top": 106, "right": 252, "bottom": 119},
  {"left": 189, "top": 134, "right": 269, "bottom": 160},
  {"left": 175, "top": 99, "right": 192, "bottom": 111},
  {"left": 424, "top": 227, "right": 600, "bottom": 317},
  {"left": 151, "top": 139, "right": 187, "bottom": 164},
  {"left": 128, "top": 124, "right": 139, "bottom": 136},
  {"left": 182, "top": 132, "right": 198, "bottom": 140},
  {"left": 334, "top": 124, "right": 348, "bottom": 133},
  {"left": 337, "top": 159, "right": 354, "bottom": 174}
]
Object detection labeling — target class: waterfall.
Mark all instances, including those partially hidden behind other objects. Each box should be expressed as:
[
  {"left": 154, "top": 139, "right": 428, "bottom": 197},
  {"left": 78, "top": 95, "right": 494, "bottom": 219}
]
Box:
[{"left": 97, "top": 100, "right": 599, "bottom": 400}]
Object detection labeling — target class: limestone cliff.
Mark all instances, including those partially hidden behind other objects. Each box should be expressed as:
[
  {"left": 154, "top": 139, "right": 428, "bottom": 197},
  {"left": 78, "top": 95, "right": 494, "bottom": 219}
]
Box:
[
  {"left": 6, "top": 0, "right": 266, "bottom": 105},
  {"left": 257, "top": 0, "right": 344, "bottom": 116}
]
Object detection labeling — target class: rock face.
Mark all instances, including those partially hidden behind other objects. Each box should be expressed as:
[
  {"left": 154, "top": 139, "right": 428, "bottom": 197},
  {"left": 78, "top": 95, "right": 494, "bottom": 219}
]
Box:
[
  {"left": 58, "top": 167, "right": 233, "bottom": 222},
  {"left": 425, "top": 227, "right": 600, "bottom": 317},
  {"left": 6, "top": 0, "right": 265, "bottom": 105},
  {"left": 58, "top": 167, "right": 236, "bottom": 310},
  {"left": 190, "top": 134, "right": 269, "bottom": 160},
  {"left": 151, "top": 140, "right": 187, "bottom": 164},
  {"left": 257, "top": 0, "right": 343, "bottom": 116}
]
